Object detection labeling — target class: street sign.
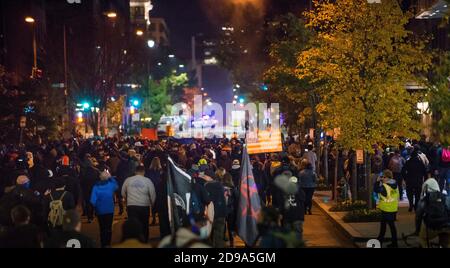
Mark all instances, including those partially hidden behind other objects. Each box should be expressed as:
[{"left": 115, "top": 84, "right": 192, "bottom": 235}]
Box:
[
  {"left": 51, "top": 83, "right": 65, "bottom": 88},
  {"left": 19, "top": 116, "right": 26, "bottom": 128},
  {"left": 356, "top": 149, "right": 364, "bottom": 164}
]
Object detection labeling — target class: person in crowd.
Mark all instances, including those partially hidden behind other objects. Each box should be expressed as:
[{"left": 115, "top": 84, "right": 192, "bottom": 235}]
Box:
[
  {"left": 158, "top": 214, "right": 211, "bottom": 248},
  {"left": 388, "top": 150, "right": 406, "bottom": 200},
  {"left": 374, "top": 169, "right": 399, "bottom": 248},
  {"left": 437, "top": 144, "right": 450, "bottom": 193},
  {"left": 272, "top": 154, "right": 297, "bottom": 210},
  {"left": 44, "top": 209, "right": 96, "bottom": 248},
  {"left": 0, "top": 175, "right": 45, "bottom": 229},
  {"left": 372, "top": 145, "right": 384, "bottom": 175},
  {"left": 121, "top": 165, "right": 156, "bottom": 243},
  {"left": 44, "top": 177, "right": 76, "bottom": 230},
  {"left": 415, "top": 178, "right": 450, "bottom": 248},
  {"left": 27, "top": 151, "right": 48, "bottom": 187},
  {"left": 79, "top": 155, "right": 99, "bottom": 222},
  {"left": 116, "top": 151, "right": 135, "bottom": 215},
  {"left": 229, "top": 159, "right": 241, "bottom": 189},
  {"left": 113, "top": 218, "right": 151, "bottom": 248},
  {"left": 274, "top": 173, "right": 305, "bottom": 242},
  {"left": 252, "top": 157, "right": 268, "bottom": 206},
  {"left": 414, "top": 144, "right": 430, "bottom": 171},
  {"left": 303, "top": 143, "right": 317, "bottom": 173},
  {"left": 402, "top": 147, "right": 428, "bottom": 212},
  {"left": 258, "top": 206, "right": 303, "bottom": 248},
  {"left": 0, "top": 205, "right": 43, "bottom": 248},
  {"left": 298, "top": 159, "right": 317, "bottom": 215},
  {"left": 56, "top": 156, "right": 81, "bottom": 207},
  {"left": 199, "top": 165, "right": 226, "bottom": 248},
  {"left": 221, "top": 172, "right": 237, "bottom": 247},
  {"left": 146, "top": 157, "right": 163, "bottom": 225},
  {"left": 32, "top": 169, "right": 56, "bottom": 196},
  {"left": 106, "top": 150, "right": 121, "bottom": 177},
  {"left": 90, "top": 170, "right": 118, "bottom": 248}
]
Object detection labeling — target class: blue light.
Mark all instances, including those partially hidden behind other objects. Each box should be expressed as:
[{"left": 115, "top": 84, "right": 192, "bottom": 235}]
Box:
[
  {"left": 239, "top": 98, "right": 245, "bottom": 104},
  {"left": 83, "top": 102, "right": 90, "bottom": 109},
  {"left": 133, "top": 100, "right": 139, "bottom": 106}
]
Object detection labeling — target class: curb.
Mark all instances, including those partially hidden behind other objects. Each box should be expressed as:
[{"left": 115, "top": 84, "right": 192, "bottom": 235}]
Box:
[{"left": 312, "top": 198, "right": 392, "bottom": 248}]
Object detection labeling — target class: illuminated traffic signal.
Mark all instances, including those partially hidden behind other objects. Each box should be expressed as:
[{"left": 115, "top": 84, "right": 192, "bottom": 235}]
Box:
[{"left": 130, "top": 99, "right": 140, "bottom": 107}]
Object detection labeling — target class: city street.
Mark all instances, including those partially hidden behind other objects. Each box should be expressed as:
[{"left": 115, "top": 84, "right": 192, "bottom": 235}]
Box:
[
  {"left": 79, "top": 203, "right": 355, "bottom": 248},
  {"left": 0, "top": 0, "right": 448, "bottom": 253}
]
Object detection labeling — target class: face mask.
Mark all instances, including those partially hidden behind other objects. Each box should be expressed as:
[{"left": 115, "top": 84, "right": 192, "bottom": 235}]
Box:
[{"left": 199, "top": 226, "right": 209, "bottom": 239}]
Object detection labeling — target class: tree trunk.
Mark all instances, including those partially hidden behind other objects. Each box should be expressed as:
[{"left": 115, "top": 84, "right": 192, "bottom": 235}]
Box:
[
  {"left": 324, "top": 141, "right": 329, "bottom": 185},
  {"left": 352, "top": 151, "right": 358, "bottom": 201},
  {"left": 365, "top": 151, "right": 373, "bottom": 209},
  {"left": 334, "top": 149, "right": 339, "bottom": 202}
]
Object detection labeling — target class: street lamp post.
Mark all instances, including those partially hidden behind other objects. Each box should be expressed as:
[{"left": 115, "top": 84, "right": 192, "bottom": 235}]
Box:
[{"left": 25, "top": 16, "right": 38, "bottom": 78}]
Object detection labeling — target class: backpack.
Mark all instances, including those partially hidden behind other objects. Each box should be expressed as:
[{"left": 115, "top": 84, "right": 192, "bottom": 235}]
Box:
[
  {"left": 48, "top": 192, "right": 67, "bottom": 228},
  {"left": 442, "top": 148, "right": 450, "bottom": 163},
  {"left": 423, "top": 192, "right": 449, "bottom": 230}
]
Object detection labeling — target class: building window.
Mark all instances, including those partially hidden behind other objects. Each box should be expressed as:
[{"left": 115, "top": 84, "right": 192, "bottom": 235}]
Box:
[{"left": 131, "top": 6, "right": 145, "bottom": 21}]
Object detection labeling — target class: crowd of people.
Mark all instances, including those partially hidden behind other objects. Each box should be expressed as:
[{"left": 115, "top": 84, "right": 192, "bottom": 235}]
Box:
[
  {"left": 370, "top": 141, "right": 450, "bottom": 248},
  {"left": 0, "top": 135, "right": 319, "bottom": 248},
  {"left": 0, "top": 132, "right": 448, "bottom": 248}
]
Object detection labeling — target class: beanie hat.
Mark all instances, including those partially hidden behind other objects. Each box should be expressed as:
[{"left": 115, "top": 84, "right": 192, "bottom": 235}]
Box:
[
  {"left": 61, "top": 155, "right": 70, "bottom": 166},
  {"left": 198, "top": 158, "right": 207, "bottom": 166},
  {"left": 422, "top": 178, "right": 440, "bottom": 194}
]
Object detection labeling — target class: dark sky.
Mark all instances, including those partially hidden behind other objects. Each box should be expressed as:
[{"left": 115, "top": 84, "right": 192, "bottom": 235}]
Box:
[
  {"left": 151, "top": 0, "right": 309, "bottom": 59},
  {"left": 151, "top": 0, "right": 213, "bottom": 59}
]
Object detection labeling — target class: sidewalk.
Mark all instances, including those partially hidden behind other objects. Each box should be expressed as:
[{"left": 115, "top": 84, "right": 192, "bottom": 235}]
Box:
[{"left": 313, "top": 191, "right": 419, "bottom": 248}]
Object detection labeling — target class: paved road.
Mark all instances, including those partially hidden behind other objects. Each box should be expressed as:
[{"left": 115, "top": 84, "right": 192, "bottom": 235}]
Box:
[
  {"left": 79, "top": 203, "right": 354, "bottom": 248},
  {"left": 303, "top": 204, "right": 355, "bottom": 248}
]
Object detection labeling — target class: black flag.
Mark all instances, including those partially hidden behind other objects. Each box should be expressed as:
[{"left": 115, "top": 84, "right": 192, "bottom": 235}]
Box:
[
  {"left": 237, "top": 146, "right": 262, "bottom": 246},
  {"left": 167, "top": 156, "right": 192, "bottom": 232}
]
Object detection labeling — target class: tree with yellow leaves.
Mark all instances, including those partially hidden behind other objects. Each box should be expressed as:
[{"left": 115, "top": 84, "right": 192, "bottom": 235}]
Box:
[
  {"left": 297, "top": 0, "right": 432, "bottom": 205},
  {"left": 297, "top": 0, "right": 431, "bottom": 152}
]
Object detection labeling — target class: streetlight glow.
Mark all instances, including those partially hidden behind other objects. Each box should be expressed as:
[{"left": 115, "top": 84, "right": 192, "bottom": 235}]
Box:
[
  {"left": 106, "top": 12, "right": 117, "bottom": 18},
  {"left": 147, "top": 40, "right": 155, "bottom": 48},
  {"left": 136, "top": 30, "right": 144, "bottom": 36},
  {"left": 25, "top": 17, "right": 35, "bottom": 23},
  {"left": 168, "top": 54, "right": 175, "bottom": 58}
]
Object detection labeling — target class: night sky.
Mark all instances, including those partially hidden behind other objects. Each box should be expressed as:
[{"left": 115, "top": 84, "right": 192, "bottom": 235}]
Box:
[{"left": 151, "top": 0, "right": 214, "bottom": 59}]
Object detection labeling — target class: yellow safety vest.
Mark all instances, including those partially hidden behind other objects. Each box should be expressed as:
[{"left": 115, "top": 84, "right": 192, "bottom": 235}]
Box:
[{"left": 378, "top": 183, "right": 399, "bottom": 213}]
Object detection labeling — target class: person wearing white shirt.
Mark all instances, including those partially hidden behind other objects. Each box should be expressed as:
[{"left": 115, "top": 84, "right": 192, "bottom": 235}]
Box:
[{"left": 122, "top": 165, "right": 156, "bottom": 243}]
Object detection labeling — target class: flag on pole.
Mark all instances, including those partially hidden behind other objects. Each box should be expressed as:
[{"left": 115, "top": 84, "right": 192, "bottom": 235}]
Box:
[
  {"left": 237, "top": 145, "right": 262, "bottom": 246},
  {"left": 167, "top": 156, "right": 192, "bottom": 232}
]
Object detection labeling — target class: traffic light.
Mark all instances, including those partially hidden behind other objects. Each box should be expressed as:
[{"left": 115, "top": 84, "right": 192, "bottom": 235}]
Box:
[
  {"left": 82, "top": 102, "right": 90, "bottom": 110},
  {"left": 130, "top": 106, "right": 136, "bottom": 115},
  {"left": 130, "top": 99, "right": 140, "bottom": 107}
]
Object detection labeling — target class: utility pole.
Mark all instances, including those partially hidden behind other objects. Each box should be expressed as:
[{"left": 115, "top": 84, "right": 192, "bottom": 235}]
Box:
[{"left": 63, "top": 24, "right": 70, "bottom": 131}]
